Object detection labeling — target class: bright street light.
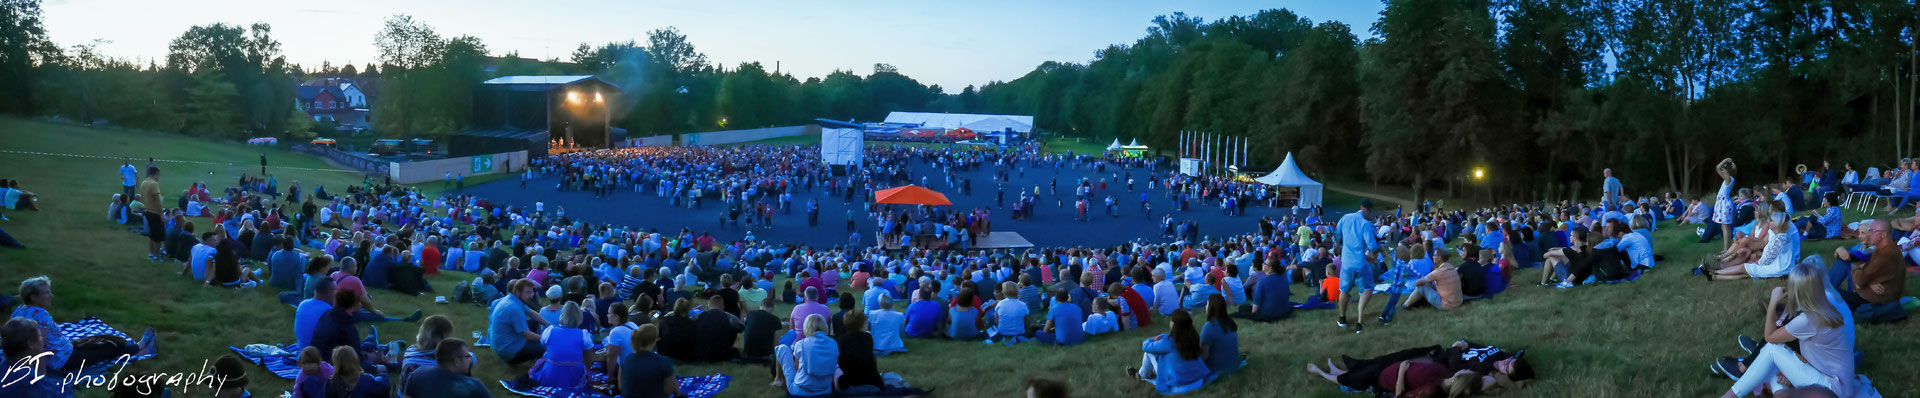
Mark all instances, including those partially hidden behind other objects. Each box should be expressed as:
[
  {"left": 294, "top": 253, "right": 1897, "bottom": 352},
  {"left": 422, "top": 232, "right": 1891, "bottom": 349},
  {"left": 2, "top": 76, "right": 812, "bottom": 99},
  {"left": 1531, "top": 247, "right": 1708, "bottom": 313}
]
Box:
[{"left": 1473, "top": 168, "right": 1486, "bottom": 180}]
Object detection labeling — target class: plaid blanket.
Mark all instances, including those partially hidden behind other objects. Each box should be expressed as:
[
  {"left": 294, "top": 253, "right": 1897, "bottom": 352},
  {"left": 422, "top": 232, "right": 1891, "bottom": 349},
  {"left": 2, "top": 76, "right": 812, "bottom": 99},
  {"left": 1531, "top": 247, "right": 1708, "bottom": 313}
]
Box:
[
  {"left": 499, "top": 374, "right": 730, "bottom": 398},
  {"left": 58, "top": 317, "right": 157, "bottom": 378}
]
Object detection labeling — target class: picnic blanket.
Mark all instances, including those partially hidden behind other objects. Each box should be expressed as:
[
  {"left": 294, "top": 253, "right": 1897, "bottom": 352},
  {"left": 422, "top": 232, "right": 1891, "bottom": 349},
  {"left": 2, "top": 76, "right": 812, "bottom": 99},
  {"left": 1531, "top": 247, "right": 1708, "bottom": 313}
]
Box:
[
  {"left": 228, "top": 328, "right": 382, "bottom": 380},
  {"left": 227, "top": 344, "right": 303, "bottom": 379},
  {"left": 58, "top": 317, "right": 157, "bottom": 378},
  {"left": 498, "top": 374, "right": 730, "bottom": 398}
]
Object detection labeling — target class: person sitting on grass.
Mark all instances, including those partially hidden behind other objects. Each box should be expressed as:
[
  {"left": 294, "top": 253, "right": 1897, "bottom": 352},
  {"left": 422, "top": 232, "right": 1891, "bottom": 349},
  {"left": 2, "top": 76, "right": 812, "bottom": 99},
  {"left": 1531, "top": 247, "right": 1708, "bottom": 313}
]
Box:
[
  {"left": 773, "top": 314, "right": 837, "bottom": 397},
  {"left": 488, "top": 279, "right": 546, "bottom": 365},
  {"left": 267, "top": 238, "right": 307, "bottom": 291},
  {"left": 947, "top": 287, "right": 985, "bottom": 340},
  {"left": 328, "top": 346, "right": 389, "bottom": 398},
  {"left": 398, "top": 315, "right": 471, "bottom": 396},
  {"left": 293, "top": 346, "right": 331, "bottom": 398},
  {"left": 1201, "top": 294, "right": 1242, "bottom": 378},
  {"left": 0, "top": 318, "right": 68, "bottom": 397},
  {"left": 868, "top": 295, "right": 907, "bottom": 355},
  {"left": 295, "top": 277, "right": 338, "bottom": 350},
  {"left": 532, "top": 302, "right": 594, "bottom": 389},
  {"left": 10, "top": 276, "right": 158, "bottom": 374},
  {"left": 825, "top": 292, "right": 856, "bottom": 338},
  {"left": 1083, "top": 297, "right": 1119, "bottom": 336},
  {"left": 1797, "top": 196, "right": 1845, "bottom": 241},
  {"left": 1234, "top": 260, "right": 1294, "bottom": 322},
  {"left": 1402, "top": 249, "right": 1462, "bottom": 311},
  {"left": 618, "top": 324, "right": 679, "bottom": 398},
  {"left": 1702, "top": 212, "right": 1798, "bottom": 281},
  {"left": 1833, "top": 220, "right": 1910, "bottom": 324},
  {"left": 742, "top": 298, "right": 785, "bottom": 362},
  {"left": 694, "top": 295, "right": 743, "bottom": 362},
  {"left": 986, "top": 282, "right": 1031, "bottom": 344},
  {"left": 1037, "top": 290, "right": 1085, "bottom": 346},
  {"left": 835, "top": 309, "right": 884, "bottom": 393},
  {"left": 401, "top": 339, "right": 489, "bottom": 398},
  {"left": 656, "top": 298, "right": 698, "bottom": 362},
  {"left": 1712, "top": 259, "right": 1859, "bottom": 397},
  {"left": 903, "top": 287, "right": 944, "bottom": 338},
  {"left": 331, "top": 257, "right": 422, "bottom": 323},
  {"left": 1128, "top": 309, "right": 1210, "bottom": 394}
]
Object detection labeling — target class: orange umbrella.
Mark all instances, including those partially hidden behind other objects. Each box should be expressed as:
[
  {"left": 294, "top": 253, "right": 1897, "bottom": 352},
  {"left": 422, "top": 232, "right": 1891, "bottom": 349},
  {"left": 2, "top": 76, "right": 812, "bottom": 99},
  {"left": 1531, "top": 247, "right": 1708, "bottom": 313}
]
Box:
[{"left": 873, "top": 185, "right": 952, "bottom": 206}]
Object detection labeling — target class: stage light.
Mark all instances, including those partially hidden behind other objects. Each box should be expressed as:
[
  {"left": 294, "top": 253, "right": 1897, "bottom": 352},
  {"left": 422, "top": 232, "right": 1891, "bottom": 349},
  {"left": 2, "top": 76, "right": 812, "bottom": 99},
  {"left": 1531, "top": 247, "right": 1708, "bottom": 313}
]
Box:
[
  {"left": 568, "top": 91, "right": 581, "bottom": 103},
  {"left": 594, "top": 92, "right": 603, "bottom": 103}
]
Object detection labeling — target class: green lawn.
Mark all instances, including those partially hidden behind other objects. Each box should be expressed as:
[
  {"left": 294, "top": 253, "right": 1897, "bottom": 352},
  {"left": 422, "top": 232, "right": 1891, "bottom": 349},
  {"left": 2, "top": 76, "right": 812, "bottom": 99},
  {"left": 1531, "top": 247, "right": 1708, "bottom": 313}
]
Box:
[{"left": 2, "top": 116, "right": 1916, "bottom": 397}]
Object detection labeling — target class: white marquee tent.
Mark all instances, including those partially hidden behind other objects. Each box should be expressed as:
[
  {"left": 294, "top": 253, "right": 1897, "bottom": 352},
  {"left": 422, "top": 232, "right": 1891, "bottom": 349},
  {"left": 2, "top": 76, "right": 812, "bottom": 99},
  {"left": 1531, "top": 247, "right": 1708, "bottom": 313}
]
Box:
[
  {"left": 1253, "top": 152, "right": 1323, "bottom": 209},
  {"left": 885, "top": 112, "right": 1036, "bottom": 133}
]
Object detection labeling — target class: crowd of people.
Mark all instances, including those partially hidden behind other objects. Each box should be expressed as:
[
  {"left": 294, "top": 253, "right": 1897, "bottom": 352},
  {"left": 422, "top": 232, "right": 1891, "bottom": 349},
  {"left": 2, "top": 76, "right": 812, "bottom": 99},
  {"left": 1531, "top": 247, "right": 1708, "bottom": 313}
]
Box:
[{"left": 0, "top": 142, "right": 1909, "bottom": 398}]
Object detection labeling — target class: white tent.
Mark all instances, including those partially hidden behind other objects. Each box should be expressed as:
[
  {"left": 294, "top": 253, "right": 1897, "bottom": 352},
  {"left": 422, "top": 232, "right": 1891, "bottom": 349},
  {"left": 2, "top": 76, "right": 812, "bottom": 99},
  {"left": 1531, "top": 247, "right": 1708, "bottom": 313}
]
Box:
[
  {"left": 1127, "top": 138, "right": 1141, "bottom": 147},
  {"left": 956, "top": 116, "right": 1034, "bottom": 135},
  {"left": 1106, "top": 139, "right": 1122, "bottom": 151},
  {"left": 1253, "top": 152, "right": 1323, "bottom": 209},
  {"left": 886, "top": 112, "right": 1036, "bottom": 133}
]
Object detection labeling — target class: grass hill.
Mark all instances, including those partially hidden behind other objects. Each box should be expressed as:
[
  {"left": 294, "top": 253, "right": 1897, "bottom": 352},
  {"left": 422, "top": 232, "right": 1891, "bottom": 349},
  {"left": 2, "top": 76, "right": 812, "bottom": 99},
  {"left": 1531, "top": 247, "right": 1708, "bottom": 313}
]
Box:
[{"left": 0, "top": 117, "right": 1914, "bottom": 397}]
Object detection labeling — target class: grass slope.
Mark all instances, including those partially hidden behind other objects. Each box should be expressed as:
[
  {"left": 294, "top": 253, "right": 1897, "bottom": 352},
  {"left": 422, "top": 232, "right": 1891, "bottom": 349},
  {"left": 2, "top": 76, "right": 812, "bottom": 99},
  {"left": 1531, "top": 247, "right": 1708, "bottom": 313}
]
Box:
[{"left": 2, "top": 117, "right": 1916, "bottom": 397}]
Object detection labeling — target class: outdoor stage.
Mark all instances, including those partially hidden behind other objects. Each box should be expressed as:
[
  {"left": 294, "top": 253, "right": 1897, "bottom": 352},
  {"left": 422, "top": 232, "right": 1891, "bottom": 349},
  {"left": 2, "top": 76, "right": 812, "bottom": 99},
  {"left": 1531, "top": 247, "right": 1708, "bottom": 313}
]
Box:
[{"left": 463, "top": 153, "right": 1312, "bottom": 249}]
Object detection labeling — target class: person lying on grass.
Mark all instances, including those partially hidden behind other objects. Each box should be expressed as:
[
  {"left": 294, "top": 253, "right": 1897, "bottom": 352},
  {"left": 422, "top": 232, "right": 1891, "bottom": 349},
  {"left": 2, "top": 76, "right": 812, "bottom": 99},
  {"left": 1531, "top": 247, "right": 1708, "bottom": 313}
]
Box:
[{"left": 1305, "top": 339, "right": 1533, "bottom": 396}]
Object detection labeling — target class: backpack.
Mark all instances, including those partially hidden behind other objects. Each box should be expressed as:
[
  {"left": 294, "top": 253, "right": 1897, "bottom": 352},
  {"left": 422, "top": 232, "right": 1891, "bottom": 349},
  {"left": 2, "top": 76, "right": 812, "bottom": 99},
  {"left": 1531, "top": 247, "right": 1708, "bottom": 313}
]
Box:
[{"left": 453, "top": 281, "right": 472, "bottom": 303}]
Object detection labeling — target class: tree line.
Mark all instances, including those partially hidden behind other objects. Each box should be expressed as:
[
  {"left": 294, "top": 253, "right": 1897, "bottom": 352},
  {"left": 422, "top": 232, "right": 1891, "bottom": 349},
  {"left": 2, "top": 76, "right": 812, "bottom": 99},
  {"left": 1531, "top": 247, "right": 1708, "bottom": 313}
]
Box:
[
  {"left": 975, "top": 1, "right": 1920, "bottom": 203},
  {"left": 5, "top": 1, "right": 1919, "bottom": 201}
]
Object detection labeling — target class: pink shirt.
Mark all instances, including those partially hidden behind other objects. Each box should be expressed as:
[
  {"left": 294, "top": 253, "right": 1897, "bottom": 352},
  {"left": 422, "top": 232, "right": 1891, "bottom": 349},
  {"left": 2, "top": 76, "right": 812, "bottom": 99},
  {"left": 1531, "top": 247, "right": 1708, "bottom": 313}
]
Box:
[{"left": 331, "top": 272, "right": 366, "bottom": 300}]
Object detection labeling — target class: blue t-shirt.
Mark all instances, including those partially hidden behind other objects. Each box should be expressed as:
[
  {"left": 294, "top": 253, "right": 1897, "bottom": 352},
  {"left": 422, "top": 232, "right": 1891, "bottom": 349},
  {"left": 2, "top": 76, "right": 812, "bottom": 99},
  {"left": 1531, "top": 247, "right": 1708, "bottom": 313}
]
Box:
[
  {"left": 1046, "top": 301, "right": 1086, "bottom": 345},
  {"left": 904, "top": 301, "right": 943, "bottom": 337},
  {"left": 994, "top": 300, "right": 1029, "bottom": 337},
  {"left": 294, "top": 299, "right": 332, "bottom": 349},
  {"left": 1200, "top": 321, "right": 1241, "bottom": 375},
  {"left": 947, "top": 306, "right": 980, "bottom": 339},
  {"left": 488, "top": 296, "right": 533, "bottom": 356},
  {"left": 1252, "top": 276, "right": 1291, "bottom": 318}
]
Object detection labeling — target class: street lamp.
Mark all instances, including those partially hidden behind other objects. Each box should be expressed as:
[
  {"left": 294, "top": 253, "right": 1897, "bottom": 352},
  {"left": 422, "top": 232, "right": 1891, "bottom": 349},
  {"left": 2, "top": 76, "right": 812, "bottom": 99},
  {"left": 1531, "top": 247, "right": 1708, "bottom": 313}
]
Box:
[{"left": 1473, "top": 168, "right": 1485, "bottom": 180}]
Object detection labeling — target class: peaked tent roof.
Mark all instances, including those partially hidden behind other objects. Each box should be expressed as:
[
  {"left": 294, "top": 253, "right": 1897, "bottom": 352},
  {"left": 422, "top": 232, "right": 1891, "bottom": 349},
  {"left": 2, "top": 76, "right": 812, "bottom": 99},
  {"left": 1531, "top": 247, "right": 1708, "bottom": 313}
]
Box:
[
  {"left": 1128, "top": 138, "right": 1141, "bottom": 147},
  {"left": 1255, "top": 153, "right": 1322, "bottom": 187},
  {"left": 1107, "top": 139, "right": 1123, "bottom": 151},
  {"left": 1255, "top": 153, "right": 1324, "bottom": 209},
  {"left": 886, "top": 112, "right": 1036, "bottom": 133}
]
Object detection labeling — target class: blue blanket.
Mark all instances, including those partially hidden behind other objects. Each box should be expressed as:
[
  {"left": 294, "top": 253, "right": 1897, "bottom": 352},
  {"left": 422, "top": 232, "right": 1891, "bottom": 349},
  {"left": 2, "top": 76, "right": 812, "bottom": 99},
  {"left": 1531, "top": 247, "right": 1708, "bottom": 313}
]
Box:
[
  {"left": 498, "top": 374, "right": 730, "bottom": 398},
  {"left": 227, "top": 344, "right": 303, "bottom": 380},
  {"left": 58, "top": 317, "right": 157, "bottom": 378}
]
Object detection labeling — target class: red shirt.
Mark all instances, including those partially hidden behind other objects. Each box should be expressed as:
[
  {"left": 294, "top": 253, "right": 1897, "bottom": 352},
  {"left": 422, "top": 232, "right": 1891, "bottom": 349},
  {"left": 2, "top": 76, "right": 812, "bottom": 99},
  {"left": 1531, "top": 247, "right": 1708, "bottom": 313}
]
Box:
[
  {"left": 1118, "top": 286, "right": 1151, "bottom": 328},
  {"left": 421, "top": 245, "right": 442, "bottom": 275}
]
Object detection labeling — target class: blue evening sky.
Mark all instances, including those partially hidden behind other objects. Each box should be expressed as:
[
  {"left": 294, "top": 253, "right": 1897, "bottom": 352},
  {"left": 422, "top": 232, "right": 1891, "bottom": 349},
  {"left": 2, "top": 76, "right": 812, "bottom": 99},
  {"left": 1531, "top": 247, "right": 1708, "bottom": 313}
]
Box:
[{"left": 43, "top": 0, "right": 1385, "bottom": 89}]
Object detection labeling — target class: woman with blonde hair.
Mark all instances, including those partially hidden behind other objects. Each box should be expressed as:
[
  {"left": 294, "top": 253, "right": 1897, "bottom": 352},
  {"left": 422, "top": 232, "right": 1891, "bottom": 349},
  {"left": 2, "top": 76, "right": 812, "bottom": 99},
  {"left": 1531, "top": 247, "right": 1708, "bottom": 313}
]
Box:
[
  {"left": 1716, "top": 259, "right": 1856, "bottom": 397},
  {"left": 327, "top": 346, "right": 387, "bottom": 398},
  {"left": 774, "top": 314, "right": 839, "bottom": 396},
  {"left": 1703, "top": 212, "right": 1798, "bottom": 281},
  {"left": 1713, "top": 158, "right": 1739, "bottom": 251},
  {"left": 532, "top": 302, "right": 593, "bottom": 388}
]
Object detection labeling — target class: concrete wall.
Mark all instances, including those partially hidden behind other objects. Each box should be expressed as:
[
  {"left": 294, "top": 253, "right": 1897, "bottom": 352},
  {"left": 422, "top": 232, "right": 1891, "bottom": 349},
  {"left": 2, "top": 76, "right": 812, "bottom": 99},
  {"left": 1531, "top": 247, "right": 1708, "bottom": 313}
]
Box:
[
  {"left": 389, "top": 151, "right": 528, "bottom": 184},
  {"left": 629, "top": 135, "right": 674, "bottom": 147},
  {"left": 682, "top": 125, "right": 816, "bottom": 146}
]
